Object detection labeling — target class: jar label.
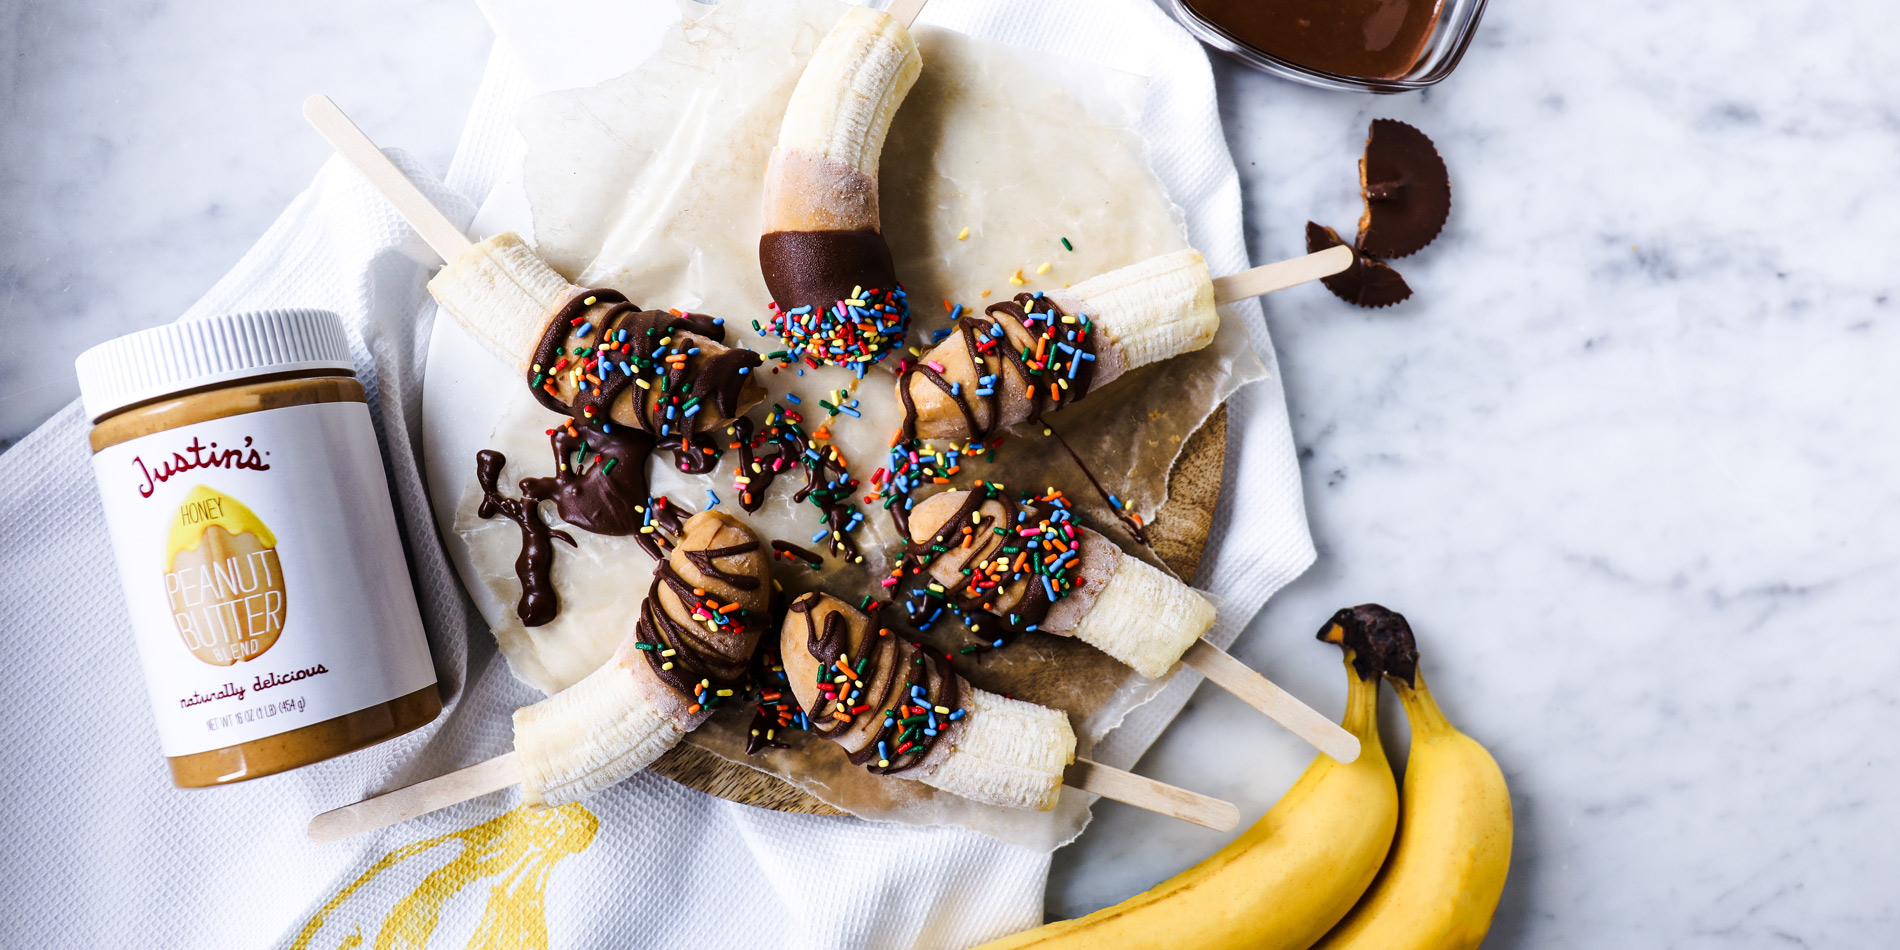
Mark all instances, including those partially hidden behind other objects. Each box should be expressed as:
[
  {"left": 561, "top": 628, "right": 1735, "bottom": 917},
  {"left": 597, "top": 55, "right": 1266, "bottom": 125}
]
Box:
[
  {"left": 93, "top": 400, "right": 437, "bottom": 757},
  {"left": 164, "top": 485, "right": 288, "bottom": 666}
]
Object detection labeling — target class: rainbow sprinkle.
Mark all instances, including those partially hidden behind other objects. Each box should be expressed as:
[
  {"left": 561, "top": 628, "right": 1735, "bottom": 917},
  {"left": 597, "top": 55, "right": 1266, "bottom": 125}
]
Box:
[{"left": 760, "top": 283, "right": 910, "bottom": 376}]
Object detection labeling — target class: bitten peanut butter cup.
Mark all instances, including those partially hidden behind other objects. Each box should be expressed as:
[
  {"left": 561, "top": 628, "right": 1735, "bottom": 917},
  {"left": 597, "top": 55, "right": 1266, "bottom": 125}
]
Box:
[
  {"left": 1355, "top": 118, "right": 1452, "bottom": 260},
  {"left": 1308, "top": 222, "right": 1412, "bottom": 309}
]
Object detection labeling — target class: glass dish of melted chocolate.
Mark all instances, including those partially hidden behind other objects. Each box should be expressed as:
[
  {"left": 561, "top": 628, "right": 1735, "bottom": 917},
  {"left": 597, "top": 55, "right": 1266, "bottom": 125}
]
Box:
[{"left": 1167, "top": 0, "right": 1488, "bottom": 93}]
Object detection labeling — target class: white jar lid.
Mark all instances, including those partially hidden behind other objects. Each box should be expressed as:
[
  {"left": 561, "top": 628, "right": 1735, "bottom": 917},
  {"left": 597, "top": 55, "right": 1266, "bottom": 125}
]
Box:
[{"left": 75, "top": 309, "right": 356, "bottom": 422}]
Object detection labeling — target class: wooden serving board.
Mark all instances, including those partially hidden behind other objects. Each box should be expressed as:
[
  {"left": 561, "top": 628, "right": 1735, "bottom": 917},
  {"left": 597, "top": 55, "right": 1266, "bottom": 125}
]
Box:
[{"left": 650, "top": 405, "right": 1230, "bottom": 814}]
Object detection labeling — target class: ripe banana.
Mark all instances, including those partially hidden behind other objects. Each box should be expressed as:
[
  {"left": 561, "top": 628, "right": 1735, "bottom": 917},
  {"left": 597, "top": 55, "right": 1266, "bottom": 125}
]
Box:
[
  {"left": 901, "top": 489, "right": 1215, "bottom": 679},
  {"left": 759, "top": 4, "right": 921, "bottom": 367},
  {"left": 1312, "top": 605, "right": 1513, "bottom": 950},
  {"left": 1048, "top": 248, "right": 1220, "bottom": 372},
  {"left": 1074, "top": 553, "right": 1218, "bottom": 679},
  {"left": 970, "top": 636, "right": 1398, "bottom": 950},
  {"left": 780, "top": 592, "right": 1074, "bottom": 810},
  {"left": 513, "top": 510, "right": 772, "bottom": 807},
  {"left": 914, "top": 685, "right": 1075, "bottom": 811},
  {"left": 428, "top": 232, "right": 582, "bottom": 371},
  {"left": 898, "top": 249, "right": 1219, "bottom": 440}
]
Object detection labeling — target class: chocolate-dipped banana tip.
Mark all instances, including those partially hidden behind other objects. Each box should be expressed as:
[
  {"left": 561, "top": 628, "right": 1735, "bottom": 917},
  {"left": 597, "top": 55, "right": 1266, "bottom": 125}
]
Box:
[
  {"left": 1308, "top": 222, "right": 1412, "bottom": 309},
  {"left": 1356, "top": 118, "right": 1451, "bottom": 260},
  {"left": 758, "top": 6, "right": 920, "bottom": 369}
]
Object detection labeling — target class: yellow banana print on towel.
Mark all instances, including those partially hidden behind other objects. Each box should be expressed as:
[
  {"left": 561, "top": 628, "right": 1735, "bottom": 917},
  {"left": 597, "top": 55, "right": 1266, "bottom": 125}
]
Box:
[{"left": 291, "top": 804, "right": 598, "bottom": 950}]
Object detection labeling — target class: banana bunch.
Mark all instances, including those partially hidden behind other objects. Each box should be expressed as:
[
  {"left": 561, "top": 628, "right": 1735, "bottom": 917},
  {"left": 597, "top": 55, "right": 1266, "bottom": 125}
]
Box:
[
  {"left": 1310, "top": 605, "right": 1513, "bottom": 950},
  {"left": 972, "top": 604, "right": 1510, "bottom": 950}
]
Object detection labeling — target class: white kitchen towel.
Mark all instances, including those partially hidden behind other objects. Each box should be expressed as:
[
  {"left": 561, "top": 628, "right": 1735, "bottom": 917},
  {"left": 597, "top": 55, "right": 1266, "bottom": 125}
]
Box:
[{"left": 0, "top": 2, "right": 1314, "bottom": 949}]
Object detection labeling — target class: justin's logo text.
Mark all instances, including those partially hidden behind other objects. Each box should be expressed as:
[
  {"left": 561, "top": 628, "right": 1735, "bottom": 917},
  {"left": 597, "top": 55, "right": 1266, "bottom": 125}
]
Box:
[{"left": 134, "top": 436, "right": 270, "bottom": 498}]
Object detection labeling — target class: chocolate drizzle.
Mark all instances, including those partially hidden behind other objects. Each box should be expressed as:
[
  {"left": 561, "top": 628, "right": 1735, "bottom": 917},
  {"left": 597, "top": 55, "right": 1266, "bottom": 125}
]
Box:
[
  {"left": 1042, "top": 422, "right": 1148, "bottom": 545},
  {"left": 528, "top": 288, "right": 760, "bottom": 472},
  {"left": 637, "top": 539, "right": 764, "bottom": 694},
  {"left": 770, "top": 539, "right": 826, "bottom": 568},
  {"left": 897, "top": 293, "right": 1102, "bottom": 442},
  {"left": 890, "top": 294, "right": 1144, "bottom": 545},
  {"left": 475, "top": 449, "right": 574, "bottom": 627},
  {"left": 727, "top": 410, "right": 865, "bottom": 562},
  {"left": 479, "top": 288, "right": 765, "bottom": 625},
  {"left": 787, "top": 595, "right": 961, "bottom": 775},
  {"left": 899, "top": 486, "right": 1063, "bottom": 646},
  {"left": 520, "top": 425, "right": 657, "bottom": 538}
]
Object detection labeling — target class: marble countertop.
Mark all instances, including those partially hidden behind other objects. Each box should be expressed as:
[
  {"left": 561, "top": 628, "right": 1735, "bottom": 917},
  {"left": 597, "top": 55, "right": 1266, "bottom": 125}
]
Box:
[{"left": 5, "top": 0, "right": 1896, "bottom": 946}]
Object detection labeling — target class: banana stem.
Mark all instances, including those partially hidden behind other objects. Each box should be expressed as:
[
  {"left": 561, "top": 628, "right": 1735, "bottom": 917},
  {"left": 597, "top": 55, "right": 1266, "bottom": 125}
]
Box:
[
  {"left": 1339, "top": 657, "right": 1380, "bottom": 741},
  {"left": 1388, "top": 669, "right": 1454, "bottom": 740}
]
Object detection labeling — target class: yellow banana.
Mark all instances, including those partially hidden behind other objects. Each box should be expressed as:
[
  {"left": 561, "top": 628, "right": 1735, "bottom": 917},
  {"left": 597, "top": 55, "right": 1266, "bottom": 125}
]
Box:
[
  {"left": 971, "top": 642, "right": 1396, "bottom": 950},
  {"left": 1312, "top": 605, "right": 1513, "bottom": 950}
]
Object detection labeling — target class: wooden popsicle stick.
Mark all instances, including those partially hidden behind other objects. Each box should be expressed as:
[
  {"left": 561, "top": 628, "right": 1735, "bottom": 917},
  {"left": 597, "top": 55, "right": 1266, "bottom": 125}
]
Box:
[
  {"left": 301, "top": 94, "right": 473, "bottom": 264},
  {"left": 1066, "top": 758, "right": 1239, "bottom": 832},
  {"left": 310, "top": 749, "right": 1238, "bottom": 843},
  {"left": 1210, "top": 244, "right": 1353, "bottom": 305},
  {"left": 308, "top": 752, "right": 520, "bottom": 845},
  {"left": 886, "top": 0, "right": 929, "bottom": 28},
  {"left": 1182, "top": 638, "right": 1361, "bottom": 764}
]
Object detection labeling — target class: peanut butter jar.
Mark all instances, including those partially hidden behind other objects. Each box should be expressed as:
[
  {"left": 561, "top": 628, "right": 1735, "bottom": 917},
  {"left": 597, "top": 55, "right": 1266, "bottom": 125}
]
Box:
[{"left": 78, "top": 309, "right": 440, "bottom": 788}]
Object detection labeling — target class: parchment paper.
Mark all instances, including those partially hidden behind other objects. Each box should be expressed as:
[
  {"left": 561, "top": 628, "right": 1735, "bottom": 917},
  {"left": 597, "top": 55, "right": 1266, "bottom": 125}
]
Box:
[{"left": 452, "top": 0, "right": 1266, "bottom": 849}]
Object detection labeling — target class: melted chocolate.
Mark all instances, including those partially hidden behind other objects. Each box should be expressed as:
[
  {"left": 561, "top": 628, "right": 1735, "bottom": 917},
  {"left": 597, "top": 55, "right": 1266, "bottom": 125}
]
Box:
[
  {"left": 1042, "top": 422, "right": 1148, "bottom": 545},
  {"left": 481, "top": 288, "right": 766, "bottom": 625},
  {"left": 760, "top": 229, "right": 898, "bottom": 318},
  {"left": 475, "top": 449, "right": 574, "bottom": 627},
  {"left": 1181, "top": 0, "right": 1440, "bottom": 81},
  {"left": 787, "top": 595, "right": 960, "bottom": 775},
  {"left": 770, "top": 539, "right": 826, "bottom": 568},
  {"left": 520, "top": 424, "right": 657, "bottom": 537}
]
